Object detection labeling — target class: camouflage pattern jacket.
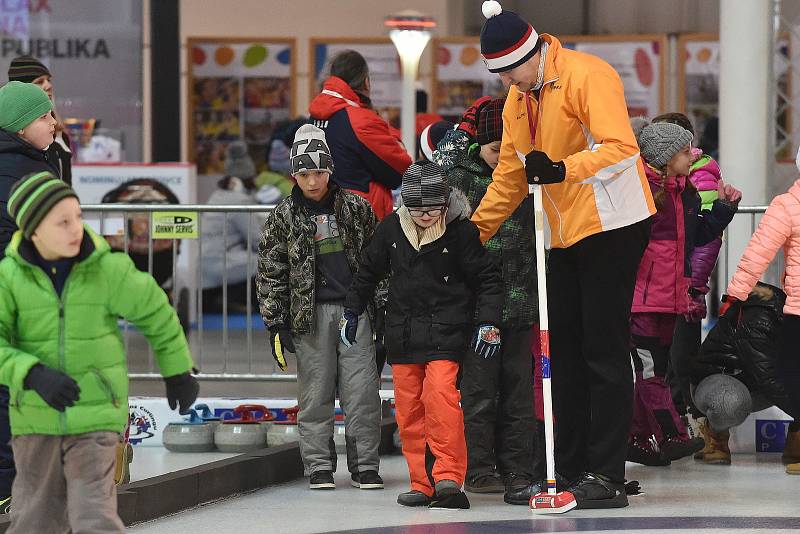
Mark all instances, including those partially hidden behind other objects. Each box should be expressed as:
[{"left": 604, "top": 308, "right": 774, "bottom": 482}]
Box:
[
  {"left": 434, "top": 129, "right": 538, "bottom": 328},
  {"left": 257, "top": 184, "right": 383, "bottom": 334}
]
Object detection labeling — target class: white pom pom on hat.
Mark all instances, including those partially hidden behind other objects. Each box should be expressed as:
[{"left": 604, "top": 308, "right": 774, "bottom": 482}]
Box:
[{"left": 482, "top": 0, "right": 502, "bottom": 19}]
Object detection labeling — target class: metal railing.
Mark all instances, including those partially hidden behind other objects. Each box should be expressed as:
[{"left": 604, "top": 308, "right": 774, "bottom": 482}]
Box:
[
  {"left": 83, "top": 203, "right": 770, "bottom": 382},
  {"left": 83, "top": 203, "right": 282, "bottom": 381}
]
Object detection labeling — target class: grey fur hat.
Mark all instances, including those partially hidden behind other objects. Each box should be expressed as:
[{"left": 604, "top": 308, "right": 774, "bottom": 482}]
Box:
[
  {"left": 693, "top": 374, "right": 753, "bottom": 431},
  {"left": 637, "top": 121, "right": 693, "bottom": 170},
  {"left": 224, "top": 141, "right": 257, "bottom": 179}
]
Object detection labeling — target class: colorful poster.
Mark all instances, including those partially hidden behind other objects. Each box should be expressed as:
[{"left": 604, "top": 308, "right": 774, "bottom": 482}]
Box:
[
  {"left": 433, "top": 36, "right": 664, "bottom": 122},
  {"left": 566, "top": 39, "right": 662, "bottom": 119},
  {"left": 312, "top": 40, "right": 401, "bottom": 128},
  {"left": 433, "top": 40, "right": 505, "bottom": 122},
  {"left": 189, "top": 40, "right": 294, "bottom": 175},
  {"left": 682, "top": 37, "right": 791, "bottom": 159}
]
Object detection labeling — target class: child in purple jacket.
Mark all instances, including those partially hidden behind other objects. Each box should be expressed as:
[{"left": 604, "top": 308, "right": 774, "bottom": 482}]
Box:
[{"left": 627, "top": 120, "right": 741, "bottom": 466}]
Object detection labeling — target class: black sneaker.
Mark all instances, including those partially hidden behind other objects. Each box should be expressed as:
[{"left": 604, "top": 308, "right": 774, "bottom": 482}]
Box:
[
  {"left": 397, "top": 490, "right": 431, "bottom": 507},
  {"left": 660, "top": 435, "right": 705, "bottom": 462},
  {"left": 309, "top": 470, "right": 335, "bottom": 490},
  {"left": 465, "top": 472, "right": 505, "bottom": 494},
  {"left": 0, "top": 496, "right": 9, "bottom": 514},
  {"left": 627, "top": 436, "right": 670, "bottom": 466},
  {"left": 567, "top": 472, "right": 628, "bottom": 509},
  {"left": 429, "top": 480, "right": 470, "bottom": 510},
  {"left": 351, "top": 470, "right": 384, "bottom": 489}
]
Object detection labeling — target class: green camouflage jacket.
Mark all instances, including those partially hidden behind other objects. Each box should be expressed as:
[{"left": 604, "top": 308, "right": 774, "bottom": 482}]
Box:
[
  {"left": 434, "top": 129, "right": 538, "bottom": 328},
  {"left": 257, "top": 184, "right": 383, "bottom": 334}
]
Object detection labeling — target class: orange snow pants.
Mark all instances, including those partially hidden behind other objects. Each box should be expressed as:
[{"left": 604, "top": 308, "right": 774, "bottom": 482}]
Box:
[{"left": 392, "top": 360, "right": 467, "bottom": 496}]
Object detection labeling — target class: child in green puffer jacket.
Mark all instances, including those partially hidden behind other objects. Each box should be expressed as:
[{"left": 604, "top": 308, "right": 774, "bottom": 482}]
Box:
[{"left": 0, "top": 172, "right": 198, "bottom": 534}]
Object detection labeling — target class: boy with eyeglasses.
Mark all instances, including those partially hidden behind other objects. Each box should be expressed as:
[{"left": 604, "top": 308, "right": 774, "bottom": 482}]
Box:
[{"left": 341, "top": 160, "right": 503, "bottom": 509}]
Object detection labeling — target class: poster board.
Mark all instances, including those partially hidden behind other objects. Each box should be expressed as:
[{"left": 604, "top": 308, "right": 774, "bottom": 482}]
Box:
[
  {"left": 678, "top": 33, "right": 792, "bottom": 160},
  {"left": 432, "top": 34, "right": 666, "bottom": 122},
  {"left": 187, "top": 38, "right": 296, "bottom": 176},
  {"left": 310, "top": 38, "right": 401, "bottom": 128}
]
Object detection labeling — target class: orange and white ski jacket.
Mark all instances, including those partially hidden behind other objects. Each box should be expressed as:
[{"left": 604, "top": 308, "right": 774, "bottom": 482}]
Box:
[{"left": 471, "top": 34, "right": 656, "bottom": 248}]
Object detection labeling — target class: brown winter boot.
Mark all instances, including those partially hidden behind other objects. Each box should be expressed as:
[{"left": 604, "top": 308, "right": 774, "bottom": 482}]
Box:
[
  {"left": 782, "top": 430, "right": 800, "bottom": 465},
  {"left": 786, "top": 462, "right": 800, "bottom": 475},
  {"left": 700, "top": 420, "right": 731, "bottom": 465},
  {"left": 694, "top": 417, "right": 712, "bottom": 460}
]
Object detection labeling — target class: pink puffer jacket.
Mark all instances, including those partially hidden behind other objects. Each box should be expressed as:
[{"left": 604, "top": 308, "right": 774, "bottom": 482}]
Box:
[{"left": 727, "top": 180, "right": 800, "bottom": 316}]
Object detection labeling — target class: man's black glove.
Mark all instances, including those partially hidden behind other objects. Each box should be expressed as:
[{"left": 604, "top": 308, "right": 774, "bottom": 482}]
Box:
[
  {"left": 164, "top": 372, "right": 199, "bottom": 413},
  {"left": 23, "top": 364, "right": 81, "bottom": 412},
  {"left": 269, "top": 325, "right": 295, "bottom": 371},
  {"left": 525, "top": 150, "right": 566, "bottom": 184}
]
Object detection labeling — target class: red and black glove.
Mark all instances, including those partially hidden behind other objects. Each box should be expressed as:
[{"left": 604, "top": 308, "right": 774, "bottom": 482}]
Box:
[
  {"left": 457, "top": 96, "right": 492, "bottom": 139},
  {"left": 718, "top": 295, "right": 739, "bottom": 317}
]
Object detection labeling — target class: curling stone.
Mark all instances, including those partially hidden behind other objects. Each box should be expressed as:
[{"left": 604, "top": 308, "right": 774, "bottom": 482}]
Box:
[
  {"left": 266, "top": 405, "right": 300, "bottom": 447},
  {"left": 163, "top": 409, "right": 216, "bottom": 452},
  {"left": 193, "top": 403, "right": 222, "bottom": 429},
  {"left": 214, "top": 405, "right": 268, "bottom": 453}
]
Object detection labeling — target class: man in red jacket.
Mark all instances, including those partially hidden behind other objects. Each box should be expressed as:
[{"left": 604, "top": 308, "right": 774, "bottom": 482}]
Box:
[{"left": 309, "top": 50, "right": 412, "bottom": 220}]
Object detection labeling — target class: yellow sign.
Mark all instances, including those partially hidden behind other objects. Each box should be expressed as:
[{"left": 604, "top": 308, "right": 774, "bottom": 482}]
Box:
[{"left": 151, "top": 212, "right": 198, "bottom": 239}]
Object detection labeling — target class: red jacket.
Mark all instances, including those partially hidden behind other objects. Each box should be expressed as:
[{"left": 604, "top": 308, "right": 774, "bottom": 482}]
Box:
[{"left": 309, "top": 77, "right": 412, "bottom": 219}]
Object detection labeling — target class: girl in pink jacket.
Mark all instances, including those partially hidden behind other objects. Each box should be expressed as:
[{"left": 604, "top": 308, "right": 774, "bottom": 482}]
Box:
[
  {"left": 629, "top": 120, "right": 741, "bottom": 467},
  {"left": 652, "top": 113, "right": 726, "bottom": 430},
  {"left": 724, "top": 173, "right": 800, "bottom": 474}
]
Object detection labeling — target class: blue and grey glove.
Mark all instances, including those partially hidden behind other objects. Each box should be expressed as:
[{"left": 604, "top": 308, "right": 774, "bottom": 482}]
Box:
[
  {"left": 339, "top": 309, "right": 359, "bottom": 347},
  {"left": 473, "top": 324, "right": 502, "bottom": 359}
]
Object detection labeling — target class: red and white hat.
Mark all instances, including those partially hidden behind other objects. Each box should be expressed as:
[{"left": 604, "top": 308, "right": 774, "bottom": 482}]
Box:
[{"left": 479, "top": 1, "right": 540, "bottom": 73}]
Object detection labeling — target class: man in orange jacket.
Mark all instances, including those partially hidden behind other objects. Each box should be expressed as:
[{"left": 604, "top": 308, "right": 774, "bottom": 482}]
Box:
[{"left": 472, "top": 1, "right": 656, "bottom": 509}]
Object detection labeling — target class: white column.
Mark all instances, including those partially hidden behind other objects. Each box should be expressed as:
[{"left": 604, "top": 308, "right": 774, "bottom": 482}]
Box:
[{"left": 718, "top": 0, "right": 774, "bottom": 285}]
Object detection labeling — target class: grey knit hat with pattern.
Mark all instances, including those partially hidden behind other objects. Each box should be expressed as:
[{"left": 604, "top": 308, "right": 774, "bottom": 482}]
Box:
[
  {"left": 401, "top": 160, "right": 450, "bottom": 208},
  {"left": 693, "top": 374, "right": 752, "bottom": 432},
  {"left": 637, "top": 121, "right": 693, "bottom": 170}
]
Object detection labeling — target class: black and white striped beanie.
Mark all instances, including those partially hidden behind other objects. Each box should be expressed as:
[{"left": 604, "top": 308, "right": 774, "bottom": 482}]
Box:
[{"left": 400, "top": 161, "right": 450, "bottom": 208}]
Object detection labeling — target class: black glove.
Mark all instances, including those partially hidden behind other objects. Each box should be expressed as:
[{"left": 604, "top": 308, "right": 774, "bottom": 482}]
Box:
[
  {"left": 472, "top": 324, "right": 502, "bottom": 359},
  {"left": 525, "top": 150, "right": 566, "bottom": 185},
  {"left": 23, "top": 364, "right": 81, "bottom": 412},
  {"left": 339, "top": 308, "right": 359, "bottom": 347},
  {"left": 164, "top": 372, "right": 199, "bottom": 413},
  {"left": 269, "top": 325, "right": 295, "bottom": 371}
]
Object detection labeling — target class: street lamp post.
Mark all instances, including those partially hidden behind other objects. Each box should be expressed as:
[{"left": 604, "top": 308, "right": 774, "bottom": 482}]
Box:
[{"left": 385, "top": 11, "right": 436, "bottom": 159}]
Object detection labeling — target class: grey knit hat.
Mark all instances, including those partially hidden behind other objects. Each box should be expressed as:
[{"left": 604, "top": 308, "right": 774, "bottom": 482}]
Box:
[
  {"left": 224, "top": 141, "right": 256, "bottom": 179},
  {"left": 291, "top": 124, "right": 334, "bottom": 175},
  {"left": 401, "top": 161, "right": 450, "bottom": 208},
  {"left": 637, "top": 121, "right": 693, "bottom": 170},
  {"left": 629, "top": 116, "right": 650, "bottom": 141},
  {"left": 693, "top": 374, "right": 752, "bottom": 432}
]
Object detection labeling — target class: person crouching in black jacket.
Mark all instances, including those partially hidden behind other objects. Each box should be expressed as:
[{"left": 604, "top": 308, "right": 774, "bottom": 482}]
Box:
[
  {"left": 693, "top": 283, "right": 800, "bottom": 466},
  {"left": 341, "top": 161, "right": 503, "bottom": 510}
]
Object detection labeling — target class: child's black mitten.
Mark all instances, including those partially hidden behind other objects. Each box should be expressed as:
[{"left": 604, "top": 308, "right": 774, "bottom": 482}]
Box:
[
  {"left": 164, "top": 372, "right": 199, "bottom": 413},
  {"left": 23, "top": 364, "right": 81, "bottom": 412}
]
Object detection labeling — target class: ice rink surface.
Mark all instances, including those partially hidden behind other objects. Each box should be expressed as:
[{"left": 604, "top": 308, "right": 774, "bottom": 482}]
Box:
[{"left": 129, "top": 452, "right": 799, "bottom": 534}]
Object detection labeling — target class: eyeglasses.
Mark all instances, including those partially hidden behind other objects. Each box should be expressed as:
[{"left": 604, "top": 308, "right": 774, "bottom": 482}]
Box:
[{"left": 408, "top": 207, "right": 445, "bottom": 217}]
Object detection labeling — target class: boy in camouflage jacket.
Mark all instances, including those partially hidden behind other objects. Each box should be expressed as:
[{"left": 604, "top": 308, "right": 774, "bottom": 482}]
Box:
[
  {"left": 257, "top": 124, "right": 383, "bottom": 491},
  {"left": 434, "top": 97, "right": 541, "bottom": 505}
]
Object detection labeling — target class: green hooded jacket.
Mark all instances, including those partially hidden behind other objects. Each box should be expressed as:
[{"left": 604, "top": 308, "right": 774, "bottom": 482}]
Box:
[{"left": 0, "top": 227, "right": 193, "bottom": 436}]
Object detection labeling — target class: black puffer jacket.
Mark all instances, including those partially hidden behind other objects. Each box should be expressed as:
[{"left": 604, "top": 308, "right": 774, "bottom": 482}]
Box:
[
  {"left": 0, "top": 129, "right": 61, "bottom": 256},
  {"left": 696, "top": 282, "right": 794, "bottom": 417},
  {"left": 345, "top": 190, "right": 503, "bottom": 364}
]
